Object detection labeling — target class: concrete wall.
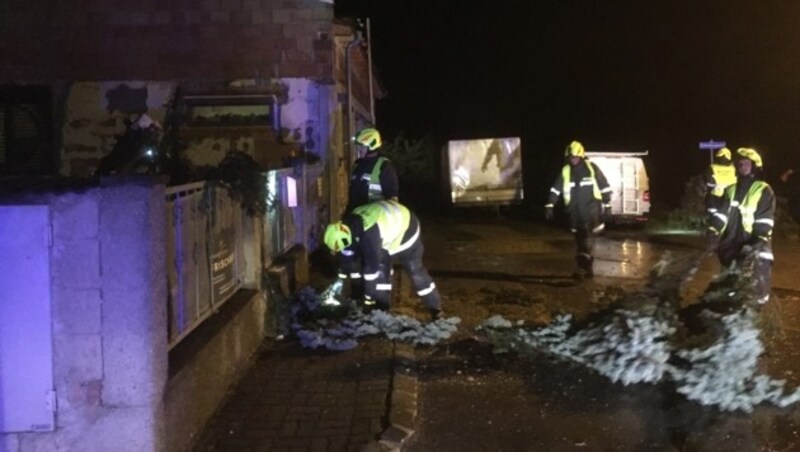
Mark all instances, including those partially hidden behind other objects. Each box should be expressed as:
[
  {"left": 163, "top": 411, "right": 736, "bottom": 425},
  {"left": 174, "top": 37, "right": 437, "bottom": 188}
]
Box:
[
  {"left": 162, "top": 290, "right": 266, "bottom": 452},
  {"left": 0, "top": 177, "right": 272, "bottom": 452},
  {"left": 1, "top": 178, "right": 167, "bottom": 451}
]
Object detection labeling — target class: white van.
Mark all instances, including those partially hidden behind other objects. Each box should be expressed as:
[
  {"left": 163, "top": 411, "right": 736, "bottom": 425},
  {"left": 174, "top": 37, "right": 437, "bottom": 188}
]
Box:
[{"left": 585, "top": 151, "right": 651, "bottom": 224}]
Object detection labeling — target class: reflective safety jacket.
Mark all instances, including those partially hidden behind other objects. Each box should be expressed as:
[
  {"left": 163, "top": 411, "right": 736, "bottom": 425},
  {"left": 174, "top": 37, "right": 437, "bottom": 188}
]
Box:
[
  {"left": 706, "top": 163, "right": 736, "bottom": 198},
  {"left": 346, "top": 153, "right": 399, "bottom": 213},
  {"left": 546, "top": 159, "right": 611, "bottom": 208},
  {"left": 353, "top": 200, "right": 416, "bottom": 254},
  {"left": 708, "top": 176, "right": 776, "bottom": 244},
  {"left": 340, "top": 199, "right": 421, "bottom": 274},
  {"left": 545, "top": 159, "right": 612, "bottom": 231}
]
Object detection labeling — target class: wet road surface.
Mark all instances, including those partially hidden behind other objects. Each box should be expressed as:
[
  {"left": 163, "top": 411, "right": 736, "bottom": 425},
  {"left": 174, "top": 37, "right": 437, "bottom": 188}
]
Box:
[{"left": 399, "top": 216, "right": 800, "bottom": 452}]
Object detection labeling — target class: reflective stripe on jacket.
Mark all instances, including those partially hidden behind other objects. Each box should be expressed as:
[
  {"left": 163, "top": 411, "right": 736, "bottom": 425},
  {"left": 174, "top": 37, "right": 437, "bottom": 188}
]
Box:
[{"left": 367, "top": 157, "right": 389, "bottom": 202}]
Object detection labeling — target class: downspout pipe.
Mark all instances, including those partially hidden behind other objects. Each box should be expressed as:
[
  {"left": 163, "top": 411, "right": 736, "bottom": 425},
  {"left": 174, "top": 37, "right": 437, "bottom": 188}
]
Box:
[
  {"left": 366, "top": 18, "right": 375, "bottom": 123},
  {"left": 346, "top": 32, "right": 363, "bottom": 159},
  {"left": 271, "top": 94, "right": 283, "bottom": 144}
]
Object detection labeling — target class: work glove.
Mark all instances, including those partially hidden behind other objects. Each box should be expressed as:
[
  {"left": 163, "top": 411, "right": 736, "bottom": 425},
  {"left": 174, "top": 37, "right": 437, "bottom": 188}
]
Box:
[
  {"left": 321, "top": 278, "right": 344, "bottom": 306},
  {"left": 544, "top": 206, "right": 554, "bottom": 221}
]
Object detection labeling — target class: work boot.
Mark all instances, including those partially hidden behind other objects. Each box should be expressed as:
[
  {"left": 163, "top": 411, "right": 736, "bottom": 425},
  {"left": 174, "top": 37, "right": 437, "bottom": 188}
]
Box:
[
  {"left": 361, "top": 299, "right": 390, "bottom": 314},
  {"left": 575, "top": 254, "right": 594, "bottom": 280},
  {"left": 429, "top": 309, "right": 444, "bottom": 322}
]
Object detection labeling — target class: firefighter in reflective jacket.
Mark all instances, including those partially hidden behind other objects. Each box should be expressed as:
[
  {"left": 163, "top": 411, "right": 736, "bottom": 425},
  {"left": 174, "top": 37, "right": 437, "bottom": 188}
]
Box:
[
  {"left": 704, "top": 147, "right": 737, "bottom": 216},
  {"left": 324, "top": 200, "right": 443, "bottom": 321},
  {"left": 343, "top": 127, "right": 400, "bottom": 301},
  {"left": 707, "top": 147, "right": 776, "bottom": 304},
  {"left": 545, "top": 141, "right": 613, "bottom": 279},
  {"left": 346, "top": 127, "right": 399, "bottom": 213}
]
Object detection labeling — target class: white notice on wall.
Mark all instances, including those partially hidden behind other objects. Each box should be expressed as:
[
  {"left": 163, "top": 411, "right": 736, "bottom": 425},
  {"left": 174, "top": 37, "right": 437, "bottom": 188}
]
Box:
[{"left": 287, "top": 176, "right": 298, "bottom": 208}]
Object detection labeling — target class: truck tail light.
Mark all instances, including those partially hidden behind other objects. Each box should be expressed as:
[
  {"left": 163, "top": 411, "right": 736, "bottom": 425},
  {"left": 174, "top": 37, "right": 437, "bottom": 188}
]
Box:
[{"left": 643, "top": 190, "right": 650, "bottom": 203}]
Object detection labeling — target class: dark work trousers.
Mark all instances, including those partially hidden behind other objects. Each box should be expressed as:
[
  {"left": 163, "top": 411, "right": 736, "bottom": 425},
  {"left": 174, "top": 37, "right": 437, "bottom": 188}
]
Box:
[
  {"left": 573, "top": 228, "right": 596, "bottom": 272},
  {"left": 339, "top": 256, "right": 364, "bottom": 301},
  {"left": 569, "top": 201, "right": 603, "bottom": 274},
  {"left": 718, "top": 241, "right": 773, "bottom": 301},
  {"left": 371, "top": 240, "right": 441, "bottom": 311}
]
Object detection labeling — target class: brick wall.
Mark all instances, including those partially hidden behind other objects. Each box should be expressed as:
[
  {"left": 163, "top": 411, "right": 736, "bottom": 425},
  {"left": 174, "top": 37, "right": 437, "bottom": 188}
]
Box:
[{"left": 0, "top": 0, "right": 335, "bottom": 82}]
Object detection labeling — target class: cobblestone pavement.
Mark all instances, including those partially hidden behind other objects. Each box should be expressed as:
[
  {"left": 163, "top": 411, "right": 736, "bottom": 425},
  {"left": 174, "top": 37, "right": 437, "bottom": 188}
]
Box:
[{"left": 193, "top": 337, "right": 396, "bottom": 452}]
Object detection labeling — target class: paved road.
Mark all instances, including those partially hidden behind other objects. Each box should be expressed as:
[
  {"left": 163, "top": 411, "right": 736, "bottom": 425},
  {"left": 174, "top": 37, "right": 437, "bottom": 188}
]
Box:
[{"left": 403, "top": 217, "right": 800, "bottom": 452}]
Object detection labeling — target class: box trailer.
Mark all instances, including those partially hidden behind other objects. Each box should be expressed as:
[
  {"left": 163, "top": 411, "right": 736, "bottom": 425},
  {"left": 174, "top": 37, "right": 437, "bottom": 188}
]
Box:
[{"left": 586, "top": 151, "right": 651, "bottom": 224}]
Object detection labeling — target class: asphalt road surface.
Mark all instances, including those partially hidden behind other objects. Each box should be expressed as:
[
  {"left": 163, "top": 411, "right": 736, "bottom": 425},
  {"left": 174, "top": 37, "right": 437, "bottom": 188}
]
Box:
[{"left": 395, "top": 213, "right": 800, "bottom": 452}]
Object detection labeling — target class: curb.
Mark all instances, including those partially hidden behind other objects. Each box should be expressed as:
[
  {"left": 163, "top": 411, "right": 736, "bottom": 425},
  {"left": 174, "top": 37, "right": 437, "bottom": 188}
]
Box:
[{"left": 362, "top": 343, "right": 419, "bottom": 452}]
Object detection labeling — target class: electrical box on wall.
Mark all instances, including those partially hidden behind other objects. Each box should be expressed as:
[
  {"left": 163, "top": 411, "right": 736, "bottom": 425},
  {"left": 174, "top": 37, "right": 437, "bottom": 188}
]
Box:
[{"left": 0, "top": 206, "right": 55, "bottom": 433}]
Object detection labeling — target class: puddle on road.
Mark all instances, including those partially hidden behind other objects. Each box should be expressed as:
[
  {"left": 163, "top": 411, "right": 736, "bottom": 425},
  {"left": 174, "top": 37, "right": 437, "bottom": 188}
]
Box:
[{"left": 594, "top": 236, "right": 688, "bottom": 281}]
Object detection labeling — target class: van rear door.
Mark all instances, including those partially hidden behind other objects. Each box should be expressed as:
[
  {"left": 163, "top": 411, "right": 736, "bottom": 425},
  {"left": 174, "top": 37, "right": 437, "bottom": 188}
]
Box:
[
  {"left": 621, "top": 158, "right": 640, "bottom": 215},
  {"left": 586, "top": 151, "right": 650, "bottom": 223}
]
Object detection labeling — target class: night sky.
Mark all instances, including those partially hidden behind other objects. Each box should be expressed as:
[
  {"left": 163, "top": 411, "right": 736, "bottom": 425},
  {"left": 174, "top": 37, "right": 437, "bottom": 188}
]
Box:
[{"left": 335, "top": 0, "right": 800, "bottom": 208}]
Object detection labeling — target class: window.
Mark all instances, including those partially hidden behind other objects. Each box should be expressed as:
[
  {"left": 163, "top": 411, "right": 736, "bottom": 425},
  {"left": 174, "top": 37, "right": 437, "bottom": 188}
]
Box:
[
  {"left": 184, "top": 94, "right": 275, "bottom": 128},
  {"left": 0, "top": 86, "right": 53, "bottom": 175}
]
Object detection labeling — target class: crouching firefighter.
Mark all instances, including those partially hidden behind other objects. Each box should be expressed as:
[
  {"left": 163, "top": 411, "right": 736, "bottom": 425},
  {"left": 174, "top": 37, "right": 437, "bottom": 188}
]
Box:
[
  {"left": 545, "top": 140, "right": 613, "bottom": 279},
  {"left": 707, "top": 147, "right": 776, "bottom": 304},
  {"left": 324, "top": 200, "right": 443, "bottom": 321}
]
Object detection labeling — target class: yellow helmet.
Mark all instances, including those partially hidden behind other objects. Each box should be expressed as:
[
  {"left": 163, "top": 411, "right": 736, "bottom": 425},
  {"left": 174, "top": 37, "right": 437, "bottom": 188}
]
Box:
[
  {"left": 715, "top": 147, "right": 732, "bottom": 161},
  {"left": 736, "top": 147, "right": 763, "bottom": 168},
  {"left": 354, "top": 127, "right": 382, "bottom": 151},
  {"left": 564, "top": 140, "right": 585, "bottom": 158},
  {"left": 324, "top": 222, "right": 352, "bottom": 253}
]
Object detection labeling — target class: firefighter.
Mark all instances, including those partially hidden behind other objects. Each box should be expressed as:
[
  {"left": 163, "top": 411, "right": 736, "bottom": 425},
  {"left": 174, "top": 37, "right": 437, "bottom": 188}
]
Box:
[
  {"left": 544, "top": 140, "right": 613, "bottom": 279},
  {"left": 324, "top": 200, "right": 443, "bottom": 321},
  {"left": 704, "top": 147, "right": 737, "bottom": 216},
  {"left": 707, "top": 147, "right": 776, "bottom": 304},
  {"left": 341, "top": 127, "right": 400, "bottom": 301},
  {"left": 346, "top": 127, "right": 399, "bottom": 213}
]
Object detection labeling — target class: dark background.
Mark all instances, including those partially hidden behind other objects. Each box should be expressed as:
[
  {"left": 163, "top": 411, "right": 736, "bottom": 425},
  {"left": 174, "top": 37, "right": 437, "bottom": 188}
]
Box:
[{"left": 335, "top": 0, "right": 800, "bottom": 211}]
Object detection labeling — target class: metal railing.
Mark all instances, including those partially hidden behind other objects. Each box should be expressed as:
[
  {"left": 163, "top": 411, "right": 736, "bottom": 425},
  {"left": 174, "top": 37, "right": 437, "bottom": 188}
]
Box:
[
  {"left": 165, "top": 181, "right": 244, "bottom": 348},
  {"left": 164, "top": 162, "right": 325, "bottom": 347}
]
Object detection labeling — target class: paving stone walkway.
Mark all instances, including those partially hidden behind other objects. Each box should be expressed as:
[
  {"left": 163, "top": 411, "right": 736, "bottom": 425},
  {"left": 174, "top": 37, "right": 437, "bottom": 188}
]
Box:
[{"left": 193, "top": 337, "right": 396, "bottom": 452}]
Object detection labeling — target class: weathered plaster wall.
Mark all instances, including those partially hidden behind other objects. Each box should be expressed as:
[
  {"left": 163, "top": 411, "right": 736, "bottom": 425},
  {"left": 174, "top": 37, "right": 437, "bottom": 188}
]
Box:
[
  {"left": 61, "top": 82, "right": 173, "bottom": 176},
  {"left": 280, "top": 78, "right": 326, "bottom": 155},
  {"left": 60, "top": 78, "right": 335, "bottom": 177}
]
